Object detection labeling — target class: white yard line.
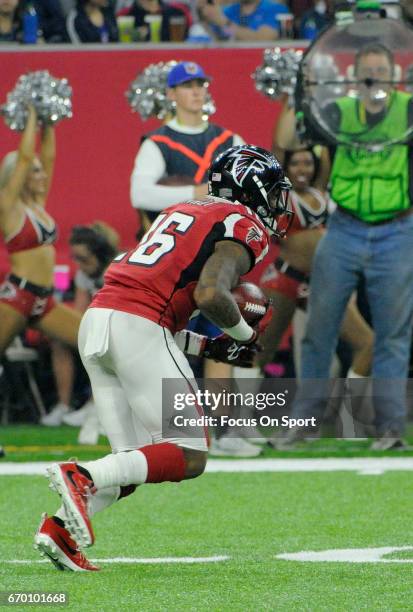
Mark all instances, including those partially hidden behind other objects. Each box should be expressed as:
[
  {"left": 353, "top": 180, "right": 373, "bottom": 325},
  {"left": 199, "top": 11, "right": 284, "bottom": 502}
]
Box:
[
  {"left": 7, "top": 549, "right": 413, "bottom": 565},
  {"left": 2, "top": 457, "right": 413, "bottom": 475},
  {"left": 5, "top": 556, "right": 230, "bottom": 565},
  {"left": 206, "top": 458, "right": 413, "bottom": 475}
]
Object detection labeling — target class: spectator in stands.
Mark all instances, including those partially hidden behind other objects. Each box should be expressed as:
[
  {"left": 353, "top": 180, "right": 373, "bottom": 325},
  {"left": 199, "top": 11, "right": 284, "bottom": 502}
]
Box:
[
  {"left": 65, "top": 0, "right": 119, "bottom": 42},
  {"left": 289, "top": 0, "right": 311, "bottom": 21},
  {"left": 197, "top": 0, "right": 289, "bottom": 42},
  {"left": 117, "top": 0, "right": 189, "bottom": 42},
  {"left": 1, "top": 0, "right": 72, "bottom": 44},
  {"left": 0, "top": 0, "right": 22, "bottom": 42},
  {"left": 30, "top": 0, "right": 67, "bottom": 42},
  {"left": 277, "top": 43, "right": 413, "bottom": 450},
  {"left": 299, "top": 0, "right": 333, "bottom": 39},
  {"left": 0, "top": 107, "right": 83, "bottom": 417}
]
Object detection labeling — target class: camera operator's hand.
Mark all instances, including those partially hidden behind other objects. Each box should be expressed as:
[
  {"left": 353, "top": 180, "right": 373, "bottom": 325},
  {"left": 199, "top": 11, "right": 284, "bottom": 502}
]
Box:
[{"left": 203, "top": 334, "right": 261, "bottom": 368}]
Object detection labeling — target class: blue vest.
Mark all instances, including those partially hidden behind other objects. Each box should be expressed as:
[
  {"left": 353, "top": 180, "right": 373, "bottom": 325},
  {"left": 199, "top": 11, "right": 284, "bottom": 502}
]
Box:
[{"left": 145, "top": 123, "right": 234, "bottom": 183}]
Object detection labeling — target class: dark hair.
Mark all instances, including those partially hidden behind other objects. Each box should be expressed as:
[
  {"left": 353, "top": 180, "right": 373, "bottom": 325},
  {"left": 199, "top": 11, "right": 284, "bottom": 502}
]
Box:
[
  {"left": 355, "top": 43, "right": 394, "bottom": 74},
  {"left": 70, "top": 225, "right": 117, "bottom": 267},
  {"left": 284, "top": 148, "right": 319, "bottom": 185}
]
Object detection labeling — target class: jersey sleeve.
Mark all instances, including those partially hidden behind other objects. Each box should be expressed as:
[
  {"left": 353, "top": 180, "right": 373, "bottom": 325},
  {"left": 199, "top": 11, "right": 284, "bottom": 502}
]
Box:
[{"left": 221, "top": 213, "right": 269, "bottom": 271}]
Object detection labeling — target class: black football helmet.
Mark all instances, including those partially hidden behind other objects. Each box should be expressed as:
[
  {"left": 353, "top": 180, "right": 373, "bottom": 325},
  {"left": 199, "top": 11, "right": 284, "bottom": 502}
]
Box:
[{"left": 208, "top": 145, "right": 293, "bottom": 236}]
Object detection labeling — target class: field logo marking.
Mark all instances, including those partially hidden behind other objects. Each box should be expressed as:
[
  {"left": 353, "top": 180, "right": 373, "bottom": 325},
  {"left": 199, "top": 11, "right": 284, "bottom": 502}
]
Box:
[{"left": 276, "top": 547, "right": 413, "bottom": 563}]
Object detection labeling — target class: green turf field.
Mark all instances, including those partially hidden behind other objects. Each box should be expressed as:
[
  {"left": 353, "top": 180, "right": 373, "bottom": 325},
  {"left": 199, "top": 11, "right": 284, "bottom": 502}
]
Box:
[{"left": 1, "top": 426, "right": 413, "bottom": 611}]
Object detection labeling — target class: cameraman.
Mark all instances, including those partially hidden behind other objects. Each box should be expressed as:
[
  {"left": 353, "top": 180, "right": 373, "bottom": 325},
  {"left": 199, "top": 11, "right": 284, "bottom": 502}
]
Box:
[
  {"left": 277, "top": 43, "right": 413, "bottom": 449},
  {"left": 197, "top": 0, "right": 289, "bottom": 42}
]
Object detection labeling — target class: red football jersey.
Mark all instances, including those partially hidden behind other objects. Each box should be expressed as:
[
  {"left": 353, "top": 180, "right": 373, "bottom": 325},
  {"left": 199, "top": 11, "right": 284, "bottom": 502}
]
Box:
[{"left": 91, "top": 197, "right": 269, "bottom": 333}]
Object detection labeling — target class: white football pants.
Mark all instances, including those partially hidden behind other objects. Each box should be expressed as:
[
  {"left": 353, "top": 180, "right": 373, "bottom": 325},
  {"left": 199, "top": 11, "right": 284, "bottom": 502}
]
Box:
[{"left": 78, "top": 308, "right": 208, "bottom": 453}]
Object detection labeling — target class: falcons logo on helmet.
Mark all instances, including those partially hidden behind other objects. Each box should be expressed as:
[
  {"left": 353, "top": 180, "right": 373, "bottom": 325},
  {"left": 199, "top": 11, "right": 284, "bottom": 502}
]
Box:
[{"left": 227, "top": 148, "right": 272, "bottom": 188}]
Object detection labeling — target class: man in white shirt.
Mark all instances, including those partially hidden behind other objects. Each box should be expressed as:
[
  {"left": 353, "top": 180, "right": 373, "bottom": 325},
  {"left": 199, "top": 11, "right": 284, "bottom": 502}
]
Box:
[{"left": 130, "top": 61, "right": 244, "bottom": 232}]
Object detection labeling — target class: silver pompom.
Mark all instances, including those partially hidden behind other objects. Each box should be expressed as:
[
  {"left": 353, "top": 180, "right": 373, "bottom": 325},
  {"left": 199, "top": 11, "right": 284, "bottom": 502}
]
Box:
[
  {"left": 126, "top": 61, "right": 176, "bottom": 121},
  {"left": 252, "top": 48, "right": 303, "bottom": 100},
  {"left": 1, "top": 71, "right": 73, "bottom": 131},
  {"left": 126, "top": 61, "right": 216, "bottom": 121}
]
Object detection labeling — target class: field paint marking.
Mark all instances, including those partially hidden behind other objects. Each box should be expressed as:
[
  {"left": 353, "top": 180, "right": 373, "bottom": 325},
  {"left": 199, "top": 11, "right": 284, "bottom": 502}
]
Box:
[
  {"left": 277, "top": 547, "right": 413, "bottom": 563},
  {"left": 8, "top": 549, "right": 413, "bottom": 565},
  {"left": 358, "top": 469, "right": 390, "bottom": 476},
  {"left": 5, "top": 556, "right": 229, "bottom": 565},
  {"left": 205, "top": 458, "right": 413, "bottom": 475},
  {"left": 0, "top": 462, "right": 52, "bottom": 475},
  {"left": 2, "top": 458, "right": 413, "bottom": 476}
]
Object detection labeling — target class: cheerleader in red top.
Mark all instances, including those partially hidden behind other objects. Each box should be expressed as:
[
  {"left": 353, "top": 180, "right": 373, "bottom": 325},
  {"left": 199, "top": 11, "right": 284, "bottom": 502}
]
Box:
[
  {"left": 0, "top": 107, "right": 82, "bottom": 356},
  {"left": 258, "top": 148, "right": 373, "bottom": 377}
]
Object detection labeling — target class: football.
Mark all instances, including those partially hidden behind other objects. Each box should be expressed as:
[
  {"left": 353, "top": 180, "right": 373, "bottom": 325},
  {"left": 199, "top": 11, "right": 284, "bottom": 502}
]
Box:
[{"left": 231, "top": 282, "right": 269, "bottom": 326}]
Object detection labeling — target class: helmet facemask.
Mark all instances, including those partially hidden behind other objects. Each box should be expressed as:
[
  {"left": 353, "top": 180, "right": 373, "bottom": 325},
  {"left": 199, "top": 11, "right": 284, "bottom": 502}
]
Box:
[{"left": 249, "top": 175, "right": 293, "bottom": 237}]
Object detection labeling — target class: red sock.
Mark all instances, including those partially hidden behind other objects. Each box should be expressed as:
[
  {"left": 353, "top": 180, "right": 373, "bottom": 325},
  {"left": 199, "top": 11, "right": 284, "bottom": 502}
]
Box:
[{"left": 139, "top": 442, "right": 186, "bottom": 483}]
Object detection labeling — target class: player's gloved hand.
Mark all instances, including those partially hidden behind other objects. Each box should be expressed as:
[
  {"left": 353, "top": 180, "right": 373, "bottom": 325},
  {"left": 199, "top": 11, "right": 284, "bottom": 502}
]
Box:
[{"left": 203, "top": 334, "right": 261, "bottom": 368}]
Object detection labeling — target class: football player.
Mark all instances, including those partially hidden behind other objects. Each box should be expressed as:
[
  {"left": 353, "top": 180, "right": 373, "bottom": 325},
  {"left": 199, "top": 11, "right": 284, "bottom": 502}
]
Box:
[{"left": 34, "top": 145, "right": 292, "bottom": 571}]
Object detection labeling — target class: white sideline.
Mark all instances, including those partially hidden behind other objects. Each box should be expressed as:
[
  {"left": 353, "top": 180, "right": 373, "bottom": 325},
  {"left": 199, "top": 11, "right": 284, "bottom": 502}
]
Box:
[{"left": 2, "top": 457, "right": 413, "bottom": 475}]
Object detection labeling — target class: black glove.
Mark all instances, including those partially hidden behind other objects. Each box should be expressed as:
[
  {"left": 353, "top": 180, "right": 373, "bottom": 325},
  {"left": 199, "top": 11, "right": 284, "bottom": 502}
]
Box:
[{"left": 203, "top": 334, "right": 260, "bottom": 368}]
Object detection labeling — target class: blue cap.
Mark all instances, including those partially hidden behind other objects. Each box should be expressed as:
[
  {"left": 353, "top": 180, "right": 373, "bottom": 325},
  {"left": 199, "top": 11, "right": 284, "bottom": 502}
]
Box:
[{"left": 167, "top": 62, "right": 211, "bottom": 88}]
